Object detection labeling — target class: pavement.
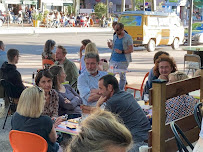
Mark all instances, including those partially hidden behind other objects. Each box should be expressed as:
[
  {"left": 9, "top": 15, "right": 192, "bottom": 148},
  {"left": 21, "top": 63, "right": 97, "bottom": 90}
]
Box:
[{"left": 0, "top": 23, "right": 113, "bottom": 35}]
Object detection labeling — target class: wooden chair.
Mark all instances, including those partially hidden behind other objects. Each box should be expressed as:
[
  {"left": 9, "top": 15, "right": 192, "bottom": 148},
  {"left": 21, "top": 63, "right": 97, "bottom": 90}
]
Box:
[
  {"left": 42, "top": 59, "right": 54, "bottom": 69},
  {"left": 125, "top": 72, "right": 149, "bottom": 98},
  {"left": 147, "top": 68, "right": 203, "bottom": 152},
  {"left": 184, "top": 54, "right": 201, "bottom": 76},
  {"left": 9, "top": 130, "right": 48, "bottom": 152}
]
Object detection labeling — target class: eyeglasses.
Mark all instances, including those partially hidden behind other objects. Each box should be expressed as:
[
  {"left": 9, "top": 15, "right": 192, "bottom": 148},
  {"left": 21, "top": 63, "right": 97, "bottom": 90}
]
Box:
[
  {"left": 116, "top": 28, "right": 120, "bottom": 32},
  {"left": 36, "top": 86, "right": 43, "bottom": 93}
]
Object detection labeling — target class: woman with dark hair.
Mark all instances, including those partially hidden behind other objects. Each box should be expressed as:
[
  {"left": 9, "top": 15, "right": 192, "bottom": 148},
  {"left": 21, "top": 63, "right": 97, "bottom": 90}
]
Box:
[
  {"left": 42, "top": 40, "right": 56, "bottom": 68},
  {"left": 35, "top": 69, "right": 62, "bottom": 127},
  {"left": 49, "top": 65, "right": 82, "bottom": 118}
]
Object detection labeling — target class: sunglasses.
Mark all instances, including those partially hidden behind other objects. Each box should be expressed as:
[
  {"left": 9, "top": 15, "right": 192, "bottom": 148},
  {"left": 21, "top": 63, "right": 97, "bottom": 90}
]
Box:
[
  {"left": 37, "top": 69, "right": 50, "bottom": 73},
  {"left": 36, "top": 86, "right": 43, "bottom": 93}
]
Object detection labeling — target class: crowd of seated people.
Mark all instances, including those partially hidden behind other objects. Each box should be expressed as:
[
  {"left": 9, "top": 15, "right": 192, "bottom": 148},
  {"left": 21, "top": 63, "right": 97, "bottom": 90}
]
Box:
[{"left": 1, "top": 22, "right": 203, "bottom": 152}]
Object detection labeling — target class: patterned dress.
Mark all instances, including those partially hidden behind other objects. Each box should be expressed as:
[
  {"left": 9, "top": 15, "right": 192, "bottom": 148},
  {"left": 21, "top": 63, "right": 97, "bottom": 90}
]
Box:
[
  {"left": 42, "top": 89, "right": 59, "bottom": 118},
  {"left": 165, "top": 95, "right": 199, "bottom": 123}
]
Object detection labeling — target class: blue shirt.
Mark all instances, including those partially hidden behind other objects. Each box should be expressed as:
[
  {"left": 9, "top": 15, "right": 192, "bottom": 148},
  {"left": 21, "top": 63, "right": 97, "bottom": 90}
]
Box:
[
  {"left": 111, "top": 37, "right": 126, "bottom": 62},
  {"left": 77, "top": 70, "right": 107, "bottom": 106},
  {"left": 0, "top": 50, "right": 7, "bottom": 68}
]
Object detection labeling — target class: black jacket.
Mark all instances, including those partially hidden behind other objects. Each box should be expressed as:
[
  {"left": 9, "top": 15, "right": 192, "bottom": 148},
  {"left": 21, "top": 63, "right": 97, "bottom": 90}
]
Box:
[{"left": 0, "top": 62, "right": 25, "bottom": 98}]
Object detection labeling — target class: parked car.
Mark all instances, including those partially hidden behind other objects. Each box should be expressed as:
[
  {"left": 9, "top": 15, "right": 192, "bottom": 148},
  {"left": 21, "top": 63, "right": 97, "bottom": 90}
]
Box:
[
  {"left": 0, "top": 10, "right": 5, "bottom": 27},
  {"left": 185, "top": 22, "right": 203, "bottom": 45}
]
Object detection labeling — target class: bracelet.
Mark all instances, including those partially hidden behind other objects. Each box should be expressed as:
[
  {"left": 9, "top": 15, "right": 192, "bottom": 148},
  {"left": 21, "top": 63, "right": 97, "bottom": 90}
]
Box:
[{"left": 122, "top": 50, "right": 125, "bottom": 54}]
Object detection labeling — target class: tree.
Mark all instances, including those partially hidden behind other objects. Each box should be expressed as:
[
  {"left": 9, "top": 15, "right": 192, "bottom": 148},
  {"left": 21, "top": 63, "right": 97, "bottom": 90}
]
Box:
[
  {"left": 94, "top": 2, "right": 107, "bottom": 19},
  {"left": 194, "top": 0, "right": 203, "bottom": 8}
]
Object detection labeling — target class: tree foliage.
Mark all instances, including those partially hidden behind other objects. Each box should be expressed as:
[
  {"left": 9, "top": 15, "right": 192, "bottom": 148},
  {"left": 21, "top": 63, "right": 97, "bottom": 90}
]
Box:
[
  {"left": 131, "top": 0, "right": 152, "bottom": 10},
  {"left": 194, "top": 0, "right": 203, "bottom": 8},
  {"left": 94, "top": 2, "right": 107, "bottom": 18}
]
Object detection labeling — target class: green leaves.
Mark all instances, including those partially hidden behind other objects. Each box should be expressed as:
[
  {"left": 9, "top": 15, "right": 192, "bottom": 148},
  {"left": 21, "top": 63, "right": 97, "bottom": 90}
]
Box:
[{"left": 94, "top": 2, "right": 107, "bottom": 18}]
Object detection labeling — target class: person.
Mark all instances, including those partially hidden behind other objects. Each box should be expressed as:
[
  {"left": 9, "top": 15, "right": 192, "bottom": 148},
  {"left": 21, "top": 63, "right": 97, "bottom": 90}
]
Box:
[
  {"left": 193, "top": 117, "right": 203, "bottom": 152},
  {"left": 107, "top": 23, "right": 133, "bottom": 90},
  {"left": 77, "top": 53, "right": 107, "bottom": 106},
  {"left": 79, "top": 39, "right": 91, "bottom": 60},
  {"left": 0, "top": 49, "right": 25, "bottom": 98},
  {"left": 35, "top": 69, "right": 62, "bottom": 126},
  {"left": 11, "top": 87, "right": 61, "bottom": 152},
  {"left": 0, "top": 41, "right": 7, "bottom": 67},
  {"left": 67, "top": 109, "right": 133, "bottom": 152},
  {"left": 165, "top": 71, "right": 199, "bottom": 123},
  {"left": 42, "top": 39, "right": 56, "bottom": 63},
  {"left": 97, "top": 75, "right": 151, "bottom": 152},
  {"left": 55, "top": 45, "right": 78, "bottom": 88},
  {"left": 142, "top": 51, "right": 170, "bottom": 98},
  {"left": 49, "top": 65, "right": 82, "bottom": 118}
]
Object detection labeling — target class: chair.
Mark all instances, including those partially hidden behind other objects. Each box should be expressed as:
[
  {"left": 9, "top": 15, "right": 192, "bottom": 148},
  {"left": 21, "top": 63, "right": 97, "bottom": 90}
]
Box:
[
  {"left": 42, "top": 59, "right": 54, "bottom": 69},
  {"left": 9, "top": 130, "right": 48, "bottom": 152},
  {"left": 0, "top": 79, "right": 18, "bottom": 129},
  {"left": 170, "top": 122, "right": 194, "bottom": 152},
  {"left": 124, "top": 72, "right": 149, "bottom": 98},
  {"left": 194, "top": 102, "right": 203, "bottom": 129},
  {"left": 184, "top": 54, "right": 201, "bottom": 76}
]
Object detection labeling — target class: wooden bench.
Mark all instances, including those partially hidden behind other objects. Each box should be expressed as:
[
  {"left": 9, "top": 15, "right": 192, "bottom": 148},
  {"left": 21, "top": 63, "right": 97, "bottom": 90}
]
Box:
[{"left": 148, "top": 69, "right": 203, "bottom": 152}]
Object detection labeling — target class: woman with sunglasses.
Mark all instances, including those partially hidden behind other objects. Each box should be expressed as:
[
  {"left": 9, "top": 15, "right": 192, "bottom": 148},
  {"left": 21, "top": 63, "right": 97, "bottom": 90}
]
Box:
[
  {"left": 49, "top": 65, "right": 82, "bottom": 119},
  {"left": 42, "top": 39, "right": 56, "bottom": 68},
  {"left": 35, "top": 69, "right": 62, "bottom": 127},
  {"left": 11, "top": 87, "right": 61, "bottom": 152}
]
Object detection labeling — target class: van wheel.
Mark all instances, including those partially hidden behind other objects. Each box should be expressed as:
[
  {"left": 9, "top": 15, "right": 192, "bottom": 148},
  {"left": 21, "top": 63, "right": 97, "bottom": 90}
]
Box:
[
  {"left": 147, "top": 39, "right": 155, "bottom": 52},
  {"left": 172, "top": 38, "right": 179, "bottom": 50}
]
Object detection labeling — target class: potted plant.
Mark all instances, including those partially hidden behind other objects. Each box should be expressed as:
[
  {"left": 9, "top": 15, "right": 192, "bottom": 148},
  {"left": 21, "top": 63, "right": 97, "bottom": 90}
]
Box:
[{"left": 32, "top": 13, "right": 44, "bottom": 27}]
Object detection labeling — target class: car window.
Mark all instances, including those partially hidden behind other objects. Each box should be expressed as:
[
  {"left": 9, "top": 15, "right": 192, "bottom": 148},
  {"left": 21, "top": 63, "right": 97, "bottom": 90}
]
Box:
[{"left": 119, "top": 15, "right": 142, "bottom": 26}]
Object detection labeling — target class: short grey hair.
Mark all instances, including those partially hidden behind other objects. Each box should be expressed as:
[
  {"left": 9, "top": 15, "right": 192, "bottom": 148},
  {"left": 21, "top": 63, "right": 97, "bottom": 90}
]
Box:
[{"left": 84, "top": 53, "right": 100, "bottom": 63}]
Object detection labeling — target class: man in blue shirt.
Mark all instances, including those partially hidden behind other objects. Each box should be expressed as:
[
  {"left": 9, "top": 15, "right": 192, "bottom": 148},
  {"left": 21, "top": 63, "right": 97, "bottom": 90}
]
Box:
[
  {"left": 77, "top": 53, "right": 107, "bottom": 106},
  {"left": 0, "top": 41, "right": 7, "bottom": 68},
  {"left": 107, "top": 23, "right": 133, "bottom": 90}
]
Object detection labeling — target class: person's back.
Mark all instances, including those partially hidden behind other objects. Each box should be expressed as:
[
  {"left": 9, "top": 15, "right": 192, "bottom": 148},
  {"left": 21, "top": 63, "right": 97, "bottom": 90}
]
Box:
[{"left": 105, "top": 90, "right": 151, "bottom": 142}]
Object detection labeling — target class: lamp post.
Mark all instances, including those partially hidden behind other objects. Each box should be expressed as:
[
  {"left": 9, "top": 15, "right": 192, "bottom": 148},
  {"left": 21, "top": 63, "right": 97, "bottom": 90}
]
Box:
[{"left": 188, "top": 0, "right": 193, "bottom": 46}]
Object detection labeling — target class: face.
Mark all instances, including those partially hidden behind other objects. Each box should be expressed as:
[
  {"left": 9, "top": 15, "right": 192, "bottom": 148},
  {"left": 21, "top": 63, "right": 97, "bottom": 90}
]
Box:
[
  {"left": 0, "top": 43, "right": 5, "bottom": 51},
  {"left": 168, "top": 75, "right": 176, "bottom": 84},
  {"left": 14, "top": 54, "right": 19, "bottom": 64},
  {"left": 115, "top": 25, "right": 123, "bottom": 35},
  {"left": 158, "top": 61, "right": 173, "bottom": 76},
  {"left": 38, "top": 76, "right": 53, "bottom": 92},
  {"left": 58, "top": 69, "right": 66, "bottom": 83},
  {"left": 56, "top": 48, "right": 65, "bottom": 61},
  {"left": 98, "top": 80, "right": 112, "bottom": 100},
  {"left": 85, "top": 58, "right": 98, "bottom": 75}
]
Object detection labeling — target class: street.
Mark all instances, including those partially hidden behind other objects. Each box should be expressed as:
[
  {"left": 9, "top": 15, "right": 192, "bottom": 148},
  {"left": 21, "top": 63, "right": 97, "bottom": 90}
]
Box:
[{"left": 0, "top": 32, "right": 200, "bottom": 152}]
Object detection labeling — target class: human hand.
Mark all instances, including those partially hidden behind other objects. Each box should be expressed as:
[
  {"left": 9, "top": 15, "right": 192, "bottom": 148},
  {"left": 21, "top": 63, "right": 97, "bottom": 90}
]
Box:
[
  {"left": 64, "top": 98, "right": 71, "bottom": 103},
  {"left": 52, "top": 117, "right": 63, "bottom": 128},
  {"left": 96, "top": 96, "right": 107, "bottom": 107},
  {"left": 115, "top": 49, "right": 122, "bottom": 54},
  {"left": 158, "top": 75, "right": 168, "bottom": 81}
]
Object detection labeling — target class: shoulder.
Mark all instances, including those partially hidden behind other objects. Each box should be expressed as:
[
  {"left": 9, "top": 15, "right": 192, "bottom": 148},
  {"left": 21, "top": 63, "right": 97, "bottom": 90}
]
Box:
[
  {"left": 98, "top": 71, "right": 107, "bottom": 77},
  {"left": 64, "top": 84, "right": 72, "bottom": 89}
]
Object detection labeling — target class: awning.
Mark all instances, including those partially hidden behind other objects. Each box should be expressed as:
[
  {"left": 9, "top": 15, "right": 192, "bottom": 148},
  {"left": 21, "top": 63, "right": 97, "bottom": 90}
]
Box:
[
  {"left": 23, "top": 0, "right": 37, "bottom": 5},
  {"left": 42, "top": 0, "right": 73, "bottom": 6},
  {"left": 4, "top": 0, "right": 21, "bottom": 4}
]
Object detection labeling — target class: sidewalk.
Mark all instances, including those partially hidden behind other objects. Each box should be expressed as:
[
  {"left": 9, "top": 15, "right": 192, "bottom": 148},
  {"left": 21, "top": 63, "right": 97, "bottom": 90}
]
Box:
[{"left": 0, "top": 23, "right": 113, "bottom": 35}]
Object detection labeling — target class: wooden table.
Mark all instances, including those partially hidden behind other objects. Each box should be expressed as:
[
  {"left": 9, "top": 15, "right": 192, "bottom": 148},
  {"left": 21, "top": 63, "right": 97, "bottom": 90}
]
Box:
[{"left": 183, "top": 46, "right": 203, "bottom": 66}]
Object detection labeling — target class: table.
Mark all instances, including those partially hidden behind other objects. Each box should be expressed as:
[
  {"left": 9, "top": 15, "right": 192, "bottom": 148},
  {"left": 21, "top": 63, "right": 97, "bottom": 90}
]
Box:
[
  {"left": 55, "top": 118, "right": 80, "bottom": 136},
  {"left": 183, "top": 47, "right": 203, "bottom": 66}
]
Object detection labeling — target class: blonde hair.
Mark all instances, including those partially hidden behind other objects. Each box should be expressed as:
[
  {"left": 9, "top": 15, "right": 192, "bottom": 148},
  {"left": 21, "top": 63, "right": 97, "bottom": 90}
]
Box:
[
  {"left": 85, "top": 42, "right": 98, "bottom": 55},
  {"left": 67, "top": 109, "right": 132, "bottom": 152},
  {"left": 169, "top": 71, "right": 188, "bottom": 82},
  {"left": 17, "top": 87, "right": 45, "bottom": 118}
]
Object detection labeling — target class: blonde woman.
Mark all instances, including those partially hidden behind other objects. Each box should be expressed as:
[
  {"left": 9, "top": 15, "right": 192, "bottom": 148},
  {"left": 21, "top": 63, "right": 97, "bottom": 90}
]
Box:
[
  {"left": 67, "top": 109, "right": 132, "bottom": 152},
  {"left": 166, "top": 71, "right": 199, "bottom": 123},
  {"left": 11, "top": 87, "right": 60, "bottom": 152}
]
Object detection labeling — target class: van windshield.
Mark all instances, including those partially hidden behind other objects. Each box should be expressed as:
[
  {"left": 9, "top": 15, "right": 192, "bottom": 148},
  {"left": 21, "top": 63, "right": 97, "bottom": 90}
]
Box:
[{"left": 119, "top": 15, "right": 142, "bottom": 26}]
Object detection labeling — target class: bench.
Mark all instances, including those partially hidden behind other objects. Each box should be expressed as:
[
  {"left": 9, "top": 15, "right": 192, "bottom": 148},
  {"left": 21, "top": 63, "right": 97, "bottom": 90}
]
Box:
[{"left": 148, "top": 69, "right": 203, "bottom": 152}]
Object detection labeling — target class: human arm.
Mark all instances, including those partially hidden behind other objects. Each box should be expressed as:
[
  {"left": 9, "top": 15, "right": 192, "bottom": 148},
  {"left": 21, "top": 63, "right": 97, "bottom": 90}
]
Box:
[
  {"left": 49, "top": 126, "right": 57, "bottom": 143},
  {"left": 114, "top": 45, "right": 133, "bottom": 54},
  {"left": 88, "top": 89, "right": 101, "bottom": 102},
  {"left": 96, "top": 96, "right": 107, "bottom": 108},
  {"left": 79, "top": 45, "right": 85, "bottom": 59}
]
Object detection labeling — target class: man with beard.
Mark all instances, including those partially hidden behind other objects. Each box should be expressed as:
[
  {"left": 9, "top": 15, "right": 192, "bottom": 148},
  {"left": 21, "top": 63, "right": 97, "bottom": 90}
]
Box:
[
  {"left": 97, "top": 75, "right": 151, "bottom": 152},
  {"left": 77, "top": 53, "right": 107, "bottom": 106},
  {"left": 55, "top": 45, "right": 78, "bottom": 88},
  {"left": 107, "top": 23, "right": 133, "bottom": 90}
]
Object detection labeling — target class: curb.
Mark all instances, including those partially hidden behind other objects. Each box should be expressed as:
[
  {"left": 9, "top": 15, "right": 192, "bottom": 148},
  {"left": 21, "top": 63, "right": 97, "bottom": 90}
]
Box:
[{"left": 0, "top": 27, "right": 113, "bottom": 35}]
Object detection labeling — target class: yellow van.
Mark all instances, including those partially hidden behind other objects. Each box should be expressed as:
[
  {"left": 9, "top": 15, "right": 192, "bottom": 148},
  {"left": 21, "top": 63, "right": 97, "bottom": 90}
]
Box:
[{"left": 119, "top": 11, "right": 184, "bottom": 52}]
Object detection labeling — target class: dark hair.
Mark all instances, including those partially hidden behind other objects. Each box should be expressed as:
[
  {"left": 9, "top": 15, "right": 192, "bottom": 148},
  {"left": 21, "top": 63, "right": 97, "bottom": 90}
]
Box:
[
  {"left": 81, "top": 39, "right": 91, "bottom": 46},
  {"left": 153, "top": 54, "right": 177, "bottom": 77},
  {"left": 0, "top": 41, "right": 4, "bottom": 49},
  {"left": 116, "top": 23, "right": 124, "bottom": 29},
  {"left": 153, "top": 51, "right": 169, "bottom": 63},
  {"left": 84, "top": 53, "right": 100, "bottom": 63},
  {"left": 35, "top": 69, "right": 53, "bottom": 86},
  {"left": 57, "top": 45, "right": 67, "bottom": 55},
  {"left": 99, "top": 75, "right": 119, "bottom": 92},
  {"left": 49, "top": 65, "right": 63, "bottom": 91},
  {"left": 44, "top": 39, "right": 56, "bottom": 54},
  {"left": 7, "top": 49, "right": 19, "bottom": 62},
  {"left": 112, "top": 21, "right": 117, "bottom": 27}
]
